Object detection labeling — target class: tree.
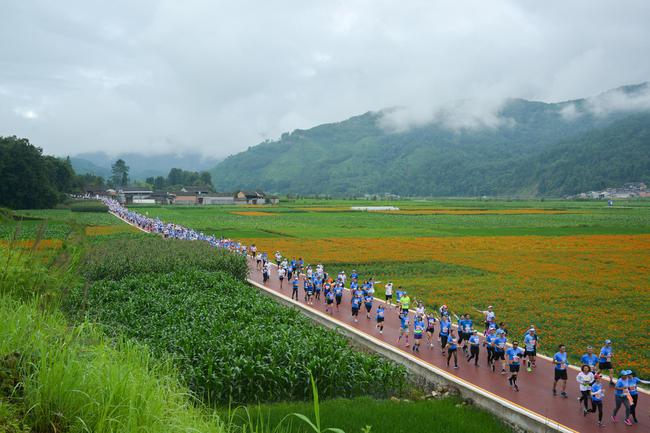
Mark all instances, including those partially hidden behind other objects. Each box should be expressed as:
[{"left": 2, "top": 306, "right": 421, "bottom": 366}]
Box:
[
  {"left": 0, "top": 136, "right": 75, "bottom": 209},
  {"left": 111, "top": 159, "right": 129, "bottom": 187},
  {"left": 153, "top": 176, "right": 166, "bottom": 190}
]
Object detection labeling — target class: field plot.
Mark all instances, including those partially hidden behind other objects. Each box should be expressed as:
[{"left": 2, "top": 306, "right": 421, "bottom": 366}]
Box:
[{"left": 135, "top": 199, "right": 650, "bottom": 377}]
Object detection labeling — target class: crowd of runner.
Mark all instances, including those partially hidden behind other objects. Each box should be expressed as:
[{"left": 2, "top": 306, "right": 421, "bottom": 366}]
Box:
[{"left": 107, "top": 200, "right": 647, "bottom": 429}]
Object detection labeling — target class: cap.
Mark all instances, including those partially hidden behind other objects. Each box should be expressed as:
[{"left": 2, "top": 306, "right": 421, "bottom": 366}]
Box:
[
  {"left": 488, "top": 305, "right": 493, "bottom": 309},
  {"left": 528, "top": 328, "right": 535, "bottom": 332},
  {"left": 605, "top": 339, "right": 612, "bottom": 344},
  {"left": 496, "top": 329, "right": 504, "bottom": 334},
  {"left": 620, "top": 370, "right": 628, "bottom": 376},
  {"left": 472, "top": 330, "right": 478, "bottom": 334}
]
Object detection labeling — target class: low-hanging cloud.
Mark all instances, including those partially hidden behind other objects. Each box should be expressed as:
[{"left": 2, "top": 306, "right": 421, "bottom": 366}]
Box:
[{"left": 1, "top": 0, "right": 649, "bottom": 158}]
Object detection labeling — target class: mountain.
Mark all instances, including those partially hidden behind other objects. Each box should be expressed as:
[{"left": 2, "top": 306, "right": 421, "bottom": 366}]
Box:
[
  {"left": 69, "top": 157, "right": 111, "bottom": 178},
  {"left": 70, "top": 152, "right": 221, "bottom": 180},
  {"left": 210, "top": 83, "right": 650, "bottom": 197}
]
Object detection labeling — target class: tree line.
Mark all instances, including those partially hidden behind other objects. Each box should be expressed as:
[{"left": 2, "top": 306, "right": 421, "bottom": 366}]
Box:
[{"left": 0, "top": 136, "right": 214, "bottom": 209}]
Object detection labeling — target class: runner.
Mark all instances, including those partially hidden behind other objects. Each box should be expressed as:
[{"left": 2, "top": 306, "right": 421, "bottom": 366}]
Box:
[
  {"left": 398, "top": 311, "right": 410, "bottom": 347},
  {"left": 415, "top": 302, "right": 425, "bottom": 319},
  {"left": 314, "top": 277, "right": 322, "bottom": 301},
  {"left": 305, "top": 279, "right": 315, "bottom": 305},
  {"left": 439, "top": 315, "right": 452, "bottom": 355},
  {"left": 384, "top": 281, "right": 393, "bottom": 306},
  {"left": 590, "top": 373, "right": 605, "bottom": 427},
  {"left": 576, "top": 364, "right": 595, "bottom": 416},
  {"left": 351, "top": 293, "right": 361, "bottom": 323},
  {"left": 395, "top": 287, "right": 405, "bottom": 310},
  {"left": 278, "top": 266, "right": 286, "bottom": 289},
  {"left": 334, "top": 284, "right": 343, "bottom": 311},
  {"left": 412, "top": 315, "right": 425, "bottom": 352},
  {"left": 523, "top": 328, "right": 537, "bottom": 372},
  {"left": 364, "top": 292, "right": 373, "bottom": 319},
  {"left": 476, "top": 305, "right": 496, "bottom": 332},
  {"left": 446, "top": 330, "right": 459, "bottom": 369},
  {"left": 275, "top": 251, "right": 282, "bottom": 266},
  {"left": 506, "top": 341, "right": 524, "bottom": 391},
  {"left": 458, "top": 314, "right": 473, "bottom": 354},
  {"left": 485, "top": 327, "right": 496, "bottom": 372},
  {"left": 627, "top": 370, "right": 650, "bottom": 424},
  {"left": 494, "top": 329, "right": 508, "bottom": 375},
  {"left": 425, "top": 313, "right": 437, "bottom": 348},
  {"left": 466, "top": 329, "right": 480, "bottom": 366},
  {"left": 255, "top": 252, "right": 262, "bottom": 269},
  {"left": 262, "top": 262, "right": 270, "bottom": 283},
  {"left": 553, "top": 344, "right": 569, "bottom": 398},
  {"left": 399, "top": 291, "right": 411, "bottom": 315},
  {"left": 580, "top": 346, "right": 599, "bottom": 373},
  {"left": 376, "top": 305, "right": 385, "bottom": 333},
  {"left": 611, "top": 370, "right": 632, "bottom": 425},
  {"left": 597, "top": 340, "right": 615, "bottom": 385},
  {"left": 325, "top": 288, "right": 334, "bottom": 314}
]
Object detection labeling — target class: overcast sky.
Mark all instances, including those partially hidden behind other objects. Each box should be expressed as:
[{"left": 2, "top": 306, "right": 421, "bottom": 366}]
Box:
[{"left": 1, "top": 0, "right": 649, "bottom": 158}]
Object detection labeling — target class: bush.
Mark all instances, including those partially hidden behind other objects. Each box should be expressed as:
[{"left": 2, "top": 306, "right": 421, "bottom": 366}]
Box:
[
  {"left": 82, "top": 237, "right": 249, "bottom": 281},
  {"left": 67, "top": 270, "right": 407, "bottom": 404}
]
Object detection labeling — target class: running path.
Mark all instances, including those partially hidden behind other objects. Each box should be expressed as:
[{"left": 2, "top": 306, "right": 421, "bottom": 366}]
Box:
[{"left": 109, "top": 211, "right": 647, "bottom": 433}]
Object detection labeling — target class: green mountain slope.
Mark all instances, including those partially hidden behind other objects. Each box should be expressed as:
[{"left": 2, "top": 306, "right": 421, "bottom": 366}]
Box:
[{"left": 211, "top": 84, "right": 650, "bottom": 197}]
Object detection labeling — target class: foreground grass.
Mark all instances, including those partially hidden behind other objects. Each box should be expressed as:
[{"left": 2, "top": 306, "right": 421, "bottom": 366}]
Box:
[
  {"left": 0, "top": 295, "right": 230, "bottom": 433},
  {"left": 228, "top": 397, "right": 512, "bottom": 433}
]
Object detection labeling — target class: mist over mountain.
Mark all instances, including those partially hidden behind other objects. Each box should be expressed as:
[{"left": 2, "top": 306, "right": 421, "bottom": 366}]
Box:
[
  {"left": 210, "top": 83, "right": 650, "bottom": 197},
  {"left": 70, "top": 152, "right": 221, "bottom": 181}
]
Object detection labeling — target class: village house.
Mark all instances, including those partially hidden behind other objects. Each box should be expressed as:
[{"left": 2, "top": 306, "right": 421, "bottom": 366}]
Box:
[{"left": 198, "top": 192, "right": 235, "bottom": 205}]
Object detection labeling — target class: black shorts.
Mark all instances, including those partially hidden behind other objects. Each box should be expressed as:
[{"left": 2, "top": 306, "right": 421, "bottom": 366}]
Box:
[
  {"left": 494, "top": 351, "right": 505, "bottom": 360},
  {"left": 401, "top": 307, "right": 409, "bottom": 313},
  {"left": 352, "top": 308, "right": 359, "bottom": 316},
  {"left": 470, "top": 346, "right": 479, "bottom": 354},
  {"left": 335, "top": 296, "right": 342, "bottom": 305},
  {"left": 426, "top": 327, "right": 435, "bottom": 334},
  {"left": 440, "top": 335, "right": 449, "bottom": 347},
  {"left": 448, "top": 346, "right": 457, "bottom": 352},
  {"left": 598, "top": 361, "right": 612, "bottom": 370},
  {"left": 524, "top": 349, "right": 536, "bottom": 357},
  {"left": 365, "top": 304, "right": 372, "bottom": 312},
  {"left": 509, "top": 365, "right": 520, "bottom": 373},
  {"left": 326, "top": 299, "right": 333, "bottom": 304},
  {"left": 377, "top": 317, "right": 384, "bottom": 323},
  {"left": 554, "top": 369, "right": 568, "bottom": 381},
  {"left": 414, "top": 334, "right": 422, "bottom": 340},
  {"left": 279, "top": 276, "right": 284, "bottom": 280},
  {"left": 385, "top": 294, "right": 393, "bottom": 300}
]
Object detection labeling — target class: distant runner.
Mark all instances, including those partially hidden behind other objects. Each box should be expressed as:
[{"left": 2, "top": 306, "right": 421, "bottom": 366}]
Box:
[
  {"left": 553, "top": 344, "right": 569, "bottom": 398},
  {"left": 506, "top": 341, "right": 524, "bottom": 391},
  {"left": 376, "top": 305, "right": 385, "bottom": 333},
  {"left": 466, "top": 329, "right": 480, "bottom": 366}
]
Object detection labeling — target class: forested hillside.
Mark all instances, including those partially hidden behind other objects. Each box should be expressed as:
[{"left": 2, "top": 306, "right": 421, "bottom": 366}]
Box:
[{"left": 210, "top": 84, "right": 650, "bottom": 197}]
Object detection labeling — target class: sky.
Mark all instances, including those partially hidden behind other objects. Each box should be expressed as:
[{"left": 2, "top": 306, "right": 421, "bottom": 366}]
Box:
[{"left": 1, "top": 0, "right": 650, "bottom": 158}]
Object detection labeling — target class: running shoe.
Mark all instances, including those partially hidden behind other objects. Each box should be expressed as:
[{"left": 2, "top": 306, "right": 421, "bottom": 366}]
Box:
[
  {"left": 624, "top": 419, "right": 632, "bottom": 426},
  {"left": 527, "top": 367, "right": 532, "bottom": 372},
  {"left": 611, "top": 415, "right": 617, "bottom": 423}
]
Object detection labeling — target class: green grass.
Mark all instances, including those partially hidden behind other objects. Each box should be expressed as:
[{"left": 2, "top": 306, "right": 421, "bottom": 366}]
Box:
[{"left": 227, "top": 397, "right": 511, "bottom": 433}]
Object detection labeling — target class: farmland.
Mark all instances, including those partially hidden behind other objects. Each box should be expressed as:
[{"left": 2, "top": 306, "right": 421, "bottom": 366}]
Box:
[
  {"left": 1, "top": 206, "right": 514, "bottom": 433},
  {"left": 128, "top": 199, "right": 650, "bottom": 378}
]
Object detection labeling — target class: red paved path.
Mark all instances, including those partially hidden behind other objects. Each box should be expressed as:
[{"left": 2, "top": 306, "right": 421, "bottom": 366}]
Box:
[{"left": 111, "top": 212, "right": 647, "bottom": 433}]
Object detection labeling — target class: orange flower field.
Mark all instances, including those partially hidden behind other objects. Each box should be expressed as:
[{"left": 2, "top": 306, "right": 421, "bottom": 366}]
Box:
[{"left": 242, "top": 234, "right": 650, "bottom": 376}]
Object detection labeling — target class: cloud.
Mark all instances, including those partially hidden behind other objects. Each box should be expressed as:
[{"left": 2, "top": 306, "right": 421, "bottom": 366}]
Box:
[
  {"left": 0, "top": 0, "right": 649, "bottom": 158},
  {"left": 13, "top": 107, "right": 39, "bottom": 120},
  {"left": 586, "top": 84, "right": 650, "bottom": 116}
]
